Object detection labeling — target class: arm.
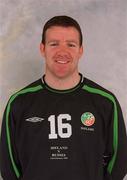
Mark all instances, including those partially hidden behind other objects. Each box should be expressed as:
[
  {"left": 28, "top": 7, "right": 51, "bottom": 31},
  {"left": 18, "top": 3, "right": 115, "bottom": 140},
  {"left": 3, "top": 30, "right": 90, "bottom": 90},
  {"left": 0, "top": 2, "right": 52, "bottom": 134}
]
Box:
[
  {"left": 104, "top": 98, "right": 127, "bottom": 180},
  {"left": 0, "top": 101, "right": 21, "bottom": 180}
]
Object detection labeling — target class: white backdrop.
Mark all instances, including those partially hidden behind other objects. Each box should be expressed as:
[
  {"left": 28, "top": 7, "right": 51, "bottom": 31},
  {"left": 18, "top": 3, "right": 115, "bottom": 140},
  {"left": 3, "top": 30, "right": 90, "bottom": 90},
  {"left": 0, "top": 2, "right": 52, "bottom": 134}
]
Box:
[{"left": 0, "top": 0, "right": 127, "bottom": 179}]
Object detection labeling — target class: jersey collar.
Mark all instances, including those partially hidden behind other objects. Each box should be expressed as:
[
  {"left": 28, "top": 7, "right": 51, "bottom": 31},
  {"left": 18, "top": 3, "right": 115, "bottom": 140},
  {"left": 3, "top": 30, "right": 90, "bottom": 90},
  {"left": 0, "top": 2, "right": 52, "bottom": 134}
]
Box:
[{"left": 41, "top": 73, "right": 84, "bottom": 94}]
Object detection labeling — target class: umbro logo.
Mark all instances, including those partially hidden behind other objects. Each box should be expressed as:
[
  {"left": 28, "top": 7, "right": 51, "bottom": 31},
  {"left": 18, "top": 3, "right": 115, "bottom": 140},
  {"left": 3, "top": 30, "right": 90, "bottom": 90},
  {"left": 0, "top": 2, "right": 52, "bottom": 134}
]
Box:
[{"left": 25, "top": 117, "right": 44, "bottom": 123}]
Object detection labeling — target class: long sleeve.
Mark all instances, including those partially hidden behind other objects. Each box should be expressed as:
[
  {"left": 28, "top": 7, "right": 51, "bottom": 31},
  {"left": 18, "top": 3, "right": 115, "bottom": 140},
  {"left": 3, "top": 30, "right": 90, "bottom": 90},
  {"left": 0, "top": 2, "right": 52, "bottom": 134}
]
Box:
[
  {"left": 0, "top": 102, "right": 21, "bottom": 180},
  {"left": 104, "top": 98, "right": 127, "bottom": 180},
  {"left": 111, "top": 99, "right": 127, "bottom": 179}
]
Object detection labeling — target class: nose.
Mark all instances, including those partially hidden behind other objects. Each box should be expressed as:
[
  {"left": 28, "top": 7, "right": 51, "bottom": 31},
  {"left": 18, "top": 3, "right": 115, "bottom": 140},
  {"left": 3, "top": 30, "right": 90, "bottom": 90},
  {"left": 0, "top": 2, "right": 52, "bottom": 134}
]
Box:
[
  {"left": 55, "top": 44, "right": 71, "bottom": 59},
  {"left": 57, "top": 44, "right": 69, "bottom": 54}
]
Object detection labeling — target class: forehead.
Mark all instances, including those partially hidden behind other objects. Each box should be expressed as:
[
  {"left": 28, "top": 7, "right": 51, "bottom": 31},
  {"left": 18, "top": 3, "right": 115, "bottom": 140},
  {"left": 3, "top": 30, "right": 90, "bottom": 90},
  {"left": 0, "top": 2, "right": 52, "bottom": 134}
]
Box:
[{"left": 45, "top": 26, "right": 80, "bottom": 41}]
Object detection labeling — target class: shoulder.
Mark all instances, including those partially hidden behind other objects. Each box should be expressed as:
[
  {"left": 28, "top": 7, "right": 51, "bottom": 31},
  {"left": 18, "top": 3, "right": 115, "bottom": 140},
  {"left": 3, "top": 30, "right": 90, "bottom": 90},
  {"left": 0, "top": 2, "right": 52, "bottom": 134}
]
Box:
[
  {"left": 82, "top": 77, "right": 117, "bottom": 104},
  {"left": 19, "top": 78, "right": 43, "bottom": 90},
  {"left": 7, "top": 78, "right": 43, "bottom": 106},
  {"left": 13, "top": 78, "right": 43, "bottom": 95}
]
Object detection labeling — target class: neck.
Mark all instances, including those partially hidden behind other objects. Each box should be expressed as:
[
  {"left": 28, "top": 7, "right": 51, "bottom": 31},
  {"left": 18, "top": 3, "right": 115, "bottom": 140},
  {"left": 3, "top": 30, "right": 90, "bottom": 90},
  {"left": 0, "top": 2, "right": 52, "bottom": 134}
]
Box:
[{"left": 44, "top": 73, "right": 81, "bottom": 90}]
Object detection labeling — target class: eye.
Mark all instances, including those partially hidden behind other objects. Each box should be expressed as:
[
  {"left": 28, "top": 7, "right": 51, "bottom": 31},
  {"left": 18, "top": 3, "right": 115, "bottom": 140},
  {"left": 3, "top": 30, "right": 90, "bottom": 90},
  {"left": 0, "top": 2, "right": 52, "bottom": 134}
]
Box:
[
  {"left": 68, "top": 43, "right": 76, "bottom": 47},
  {"left": 49, "top": 42, "right": 58, "bottom": 47}
]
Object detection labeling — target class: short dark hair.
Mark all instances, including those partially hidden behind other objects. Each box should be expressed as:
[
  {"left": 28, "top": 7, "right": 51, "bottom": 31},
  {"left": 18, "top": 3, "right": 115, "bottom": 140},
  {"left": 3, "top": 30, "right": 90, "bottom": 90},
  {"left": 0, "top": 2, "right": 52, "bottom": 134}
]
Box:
[{"left": 41, "top": 15, "right": 83, "bottom": 46}]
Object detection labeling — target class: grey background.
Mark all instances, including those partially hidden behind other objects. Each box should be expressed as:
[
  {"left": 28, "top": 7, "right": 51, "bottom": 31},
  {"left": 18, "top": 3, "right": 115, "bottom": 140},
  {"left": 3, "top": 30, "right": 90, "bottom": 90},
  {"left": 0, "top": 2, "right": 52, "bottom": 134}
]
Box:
[{"left": 0, "top": 0, "right": 127, "bottom": 179}]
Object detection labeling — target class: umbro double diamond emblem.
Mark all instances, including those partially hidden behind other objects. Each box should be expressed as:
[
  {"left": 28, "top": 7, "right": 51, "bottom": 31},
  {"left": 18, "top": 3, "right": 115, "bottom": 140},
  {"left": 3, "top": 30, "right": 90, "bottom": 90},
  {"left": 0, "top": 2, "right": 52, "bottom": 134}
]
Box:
[{"left": 26, "top": 117, "right": 44, "bottom": 122}]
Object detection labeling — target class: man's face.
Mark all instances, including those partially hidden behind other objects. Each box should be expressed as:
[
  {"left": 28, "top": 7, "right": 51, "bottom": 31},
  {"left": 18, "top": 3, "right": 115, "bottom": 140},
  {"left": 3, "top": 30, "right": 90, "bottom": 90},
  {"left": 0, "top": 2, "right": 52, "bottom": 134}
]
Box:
[{"left": 40, "top": 26, "right": 83, "bottom": 79}]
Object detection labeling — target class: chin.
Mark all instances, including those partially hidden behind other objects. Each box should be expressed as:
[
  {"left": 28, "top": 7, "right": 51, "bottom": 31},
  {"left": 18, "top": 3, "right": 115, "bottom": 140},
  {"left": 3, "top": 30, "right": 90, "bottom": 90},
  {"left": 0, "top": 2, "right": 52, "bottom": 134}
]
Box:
[{"left": 54, "top": 72, "right": 71, "bottom": 79}]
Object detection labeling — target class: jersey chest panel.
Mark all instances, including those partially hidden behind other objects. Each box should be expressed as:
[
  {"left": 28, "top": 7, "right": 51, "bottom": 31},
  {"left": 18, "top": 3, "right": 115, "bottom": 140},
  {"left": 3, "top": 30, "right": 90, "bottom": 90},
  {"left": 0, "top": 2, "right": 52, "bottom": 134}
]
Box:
[{"left": 15, "top": 91, "right": 105, "bottom": 179}]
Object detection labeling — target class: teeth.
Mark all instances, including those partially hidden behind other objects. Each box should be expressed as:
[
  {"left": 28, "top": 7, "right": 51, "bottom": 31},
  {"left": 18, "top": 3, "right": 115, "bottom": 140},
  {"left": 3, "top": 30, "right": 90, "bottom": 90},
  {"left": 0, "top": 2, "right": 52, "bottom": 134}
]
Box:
[{"left": 56, "top": 60, "right": 68, "bottom": 64}]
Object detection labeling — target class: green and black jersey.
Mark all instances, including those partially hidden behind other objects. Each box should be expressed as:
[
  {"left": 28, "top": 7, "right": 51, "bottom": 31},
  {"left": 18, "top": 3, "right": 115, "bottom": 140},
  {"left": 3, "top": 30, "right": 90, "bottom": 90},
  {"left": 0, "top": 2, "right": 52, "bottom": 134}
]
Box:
[{"left": 0, "top": 74, "right": 127, "bottom": 180}]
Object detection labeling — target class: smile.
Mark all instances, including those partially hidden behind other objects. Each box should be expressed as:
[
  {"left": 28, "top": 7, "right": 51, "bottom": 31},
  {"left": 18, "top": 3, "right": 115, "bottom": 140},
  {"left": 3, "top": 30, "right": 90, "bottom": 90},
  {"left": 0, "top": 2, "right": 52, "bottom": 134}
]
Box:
[{"left": 56, "top": 60, "right": 70, "bottom": 64}]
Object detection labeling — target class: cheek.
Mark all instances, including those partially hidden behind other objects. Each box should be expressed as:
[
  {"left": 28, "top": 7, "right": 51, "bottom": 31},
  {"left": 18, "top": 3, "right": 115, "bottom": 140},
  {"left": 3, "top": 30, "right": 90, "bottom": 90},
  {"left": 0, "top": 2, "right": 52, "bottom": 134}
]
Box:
[
  {"left": 76, "top": 53, "right": 82, "bottom": 61},
  {"left": 73, "top": 52, "right": 81, "bottom": 60},
  {"left": 44, "top": 50, "right": 54, "bottom": 60}
]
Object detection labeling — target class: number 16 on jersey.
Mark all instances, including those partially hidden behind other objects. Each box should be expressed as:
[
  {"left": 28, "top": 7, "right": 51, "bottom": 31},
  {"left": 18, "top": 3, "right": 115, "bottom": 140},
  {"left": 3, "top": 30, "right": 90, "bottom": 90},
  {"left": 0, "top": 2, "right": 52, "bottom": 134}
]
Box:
[{"left": 48, "top": 114, "right": 72, "bottom": 139}]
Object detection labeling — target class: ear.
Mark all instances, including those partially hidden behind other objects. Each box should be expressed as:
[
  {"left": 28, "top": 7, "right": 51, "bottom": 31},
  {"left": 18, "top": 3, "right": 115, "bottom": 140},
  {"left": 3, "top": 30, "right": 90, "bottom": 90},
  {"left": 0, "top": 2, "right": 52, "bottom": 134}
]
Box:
[
  {"left": 40, "top": 43, "right": 45, "bottom": 57},
  {"left": 79, "top": 45, "right": 83, "bottom": 59}
]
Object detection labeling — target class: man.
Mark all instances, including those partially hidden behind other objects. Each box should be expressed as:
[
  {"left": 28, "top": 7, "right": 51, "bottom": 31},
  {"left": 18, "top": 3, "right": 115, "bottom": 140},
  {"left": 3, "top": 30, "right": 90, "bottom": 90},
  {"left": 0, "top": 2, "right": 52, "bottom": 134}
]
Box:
[{"left": 0, "top": 15, "right": 127, "bottom": 180}]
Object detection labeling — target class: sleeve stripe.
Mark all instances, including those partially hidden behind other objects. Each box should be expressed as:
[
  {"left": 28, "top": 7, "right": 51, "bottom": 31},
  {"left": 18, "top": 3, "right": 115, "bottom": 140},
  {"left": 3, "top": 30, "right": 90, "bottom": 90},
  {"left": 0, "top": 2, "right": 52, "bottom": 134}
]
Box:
[
  {"left": 82, "top": 85, "right": 118, "bottom": 174},
  {"left": 6, "top": 85, "right": 43, "bottom": 178}
]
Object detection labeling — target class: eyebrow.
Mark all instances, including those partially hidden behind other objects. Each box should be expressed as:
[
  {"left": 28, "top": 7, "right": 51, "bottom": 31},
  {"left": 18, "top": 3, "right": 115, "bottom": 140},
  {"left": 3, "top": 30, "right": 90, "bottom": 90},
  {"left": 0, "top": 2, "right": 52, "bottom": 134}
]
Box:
[
  {"left": 66, "top": 40, "right": 79, "bottom": 44},
  {"left": 47, "top": 40, "right": 59, "bottom": 43},
  {"left": 47, "top": 40, "right": 79, "bottom": 44}
]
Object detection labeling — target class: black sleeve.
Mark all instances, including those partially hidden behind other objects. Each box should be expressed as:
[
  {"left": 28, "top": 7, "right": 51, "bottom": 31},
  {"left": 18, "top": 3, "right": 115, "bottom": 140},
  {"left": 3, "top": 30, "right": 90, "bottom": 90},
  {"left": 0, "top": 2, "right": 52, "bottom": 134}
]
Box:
[
  {"left": 104, "top": 98, "right": 127, "bottom": 180},
  {"left": 111, "top": 99, "right": 127, "bottom": 179},
  {"left": 0, "top": 101, "right": 22, "bottom": 180}
]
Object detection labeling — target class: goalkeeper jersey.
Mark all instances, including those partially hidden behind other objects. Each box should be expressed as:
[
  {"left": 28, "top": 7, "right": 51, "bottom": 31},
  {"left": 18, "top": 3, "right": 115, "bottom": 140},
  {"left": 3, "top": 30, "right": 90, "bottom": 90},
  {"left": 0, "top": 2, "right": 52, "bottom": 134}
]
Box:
[{"left": 0, "top": 74, "right": 127, "bottom": 180}]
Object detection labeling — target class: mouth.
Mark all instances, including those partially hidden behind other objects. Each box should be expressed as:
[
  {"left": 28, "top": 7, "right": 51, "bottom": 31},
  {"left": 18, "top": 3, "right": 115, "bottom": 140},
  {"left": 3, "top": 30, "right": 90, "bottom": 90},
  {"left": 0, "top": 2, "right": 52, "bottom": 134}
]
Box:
[
  {"left": 55, "top": 60, "right": 70, "bottom": 64},
  {"left": 53, "top": 54, "right": 72, "bottom": 65}
]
